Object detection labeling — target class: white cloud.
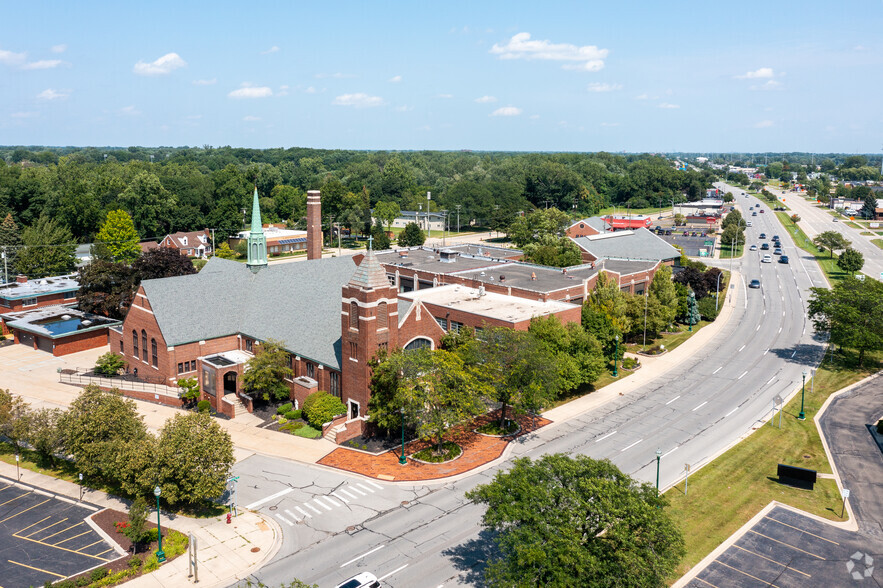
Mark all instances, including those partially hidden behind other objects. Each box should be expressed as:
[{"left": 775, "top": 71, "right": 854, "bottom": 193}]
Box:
[
  {"left": 587, "top": 82, "right": 622, "bottom": 92},
  {"left": 751, "top": 79, "right": 781, "bottom": 91},
  {"left": 754, "top": 120, "right": 774, "bottom": 128},
  {"left": 490, "top": 32, "right": 608, "bottom": 72},
  {"left": 243, "top": 115, "right": 261, "bottom": 121},
  {"left": 22, "top": 59, "right": 64, "bottom": 70},
  {"left": 658, "top": 102, "right": 680, "bottom": 109},
  {"left": 133, "top": 52, "right": 186, "bottom": 75},
  {"left": 305, "top": 86, "right": 318, "bottom": 94},
  {"left": 192, "top": 78, "right": 217, "bottom": 86},
  {"left": 436, "top": 93, "right": 454, "bottom": 99},
  {"left": 118, "top": 105, "right": 141, "bottom": 116},
  {"left": 490, "top": 106, "right": 522, "bottom": 117},
  {"left": 228, "top": 84, "right": 273, "bottom": 99},
  {"left": 277, "top": 85, "right": 289, "bottom": 96},
  {"left": 37, "top": 88, "right": 70, "bottom": 100},
  {"left": 388, "top": 75, "right": 402, "bottom": 83},
  {"left": 10, "top": 111, "right": 38, "bottom": 119},
  {"left": 0, "top": 48, "right": 27, "bottom": 66},
  {"left": 736, "top": 67, "right": 774, "bottom": 79},
  {"left": 853, "top": 45, "right": 868, "bottom": 51},
  {"left": 332, "top": 93, "right": 385, "bottom": 108},
  {"left": 261, "top": 46, "right": 280, "bottom": 54},
  {"left": 51, "top": 44, "right": 67, "bottom": 54},
  {"left": 475, "top": 95, "right": 497, "bottom": 103}
]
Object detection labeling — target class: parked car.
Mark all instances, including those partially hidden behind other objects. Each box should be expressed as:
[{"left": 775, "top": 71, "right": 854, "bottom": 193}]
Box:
[
  {"left": 833, "top": 218, "right": 838, "bottom": 222},
  {"left": 762, "top": 254, "right": 772, "bottom": 263},
  {"left": 750, "top": 244, "right": 758, "bottom": 251},
  {"left": 336, "top": 573, "right": 380, "bottom": 588},
  {"left": 749, "top": 279, "right": 761, "bottom": 288},
  {"left": 779, "top": 255, "right": 789, "bottom": 264}
]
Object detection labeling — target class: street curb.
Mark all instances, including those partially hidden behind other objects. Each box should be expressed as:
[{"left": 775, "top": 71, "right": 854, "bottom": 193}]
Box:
[{"left": 209, "top": 510, "right": 285, "bottom": 588}]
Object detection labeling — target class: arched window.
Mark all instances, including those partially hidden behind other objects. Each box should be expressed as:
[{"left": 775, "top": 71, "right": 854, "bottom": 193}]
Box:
[
  {"left": 349, "top": 302, "right": 359, "bottom": 329},
  {"left": 151, "top": 339, "right": 158, "bottom": 367},
  {"left": 132, "top": 330, "right": 139, "bottom": 359},
  {"left": 404, "top": 337, "right": 432, "bottom": 352},
  {"left": 377, "top": 301, "right": 388, "bottom": 329},
  {"left": 141, "top": 330, "right": 148, "bottom": 362}
]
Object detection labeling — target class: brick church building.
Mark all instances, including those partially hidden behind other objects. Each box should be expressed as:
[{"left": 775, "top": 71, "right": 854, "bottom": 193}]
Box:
[{"left": 110, "top": 188, "right": 580, "bottom": 442}]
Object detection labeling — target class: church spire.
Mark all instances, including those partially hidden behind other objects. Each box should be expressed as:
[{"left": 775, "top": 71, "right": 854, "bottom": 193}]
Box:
[{"left": 246, "top": 186, "right": 268, "bottom": 272}]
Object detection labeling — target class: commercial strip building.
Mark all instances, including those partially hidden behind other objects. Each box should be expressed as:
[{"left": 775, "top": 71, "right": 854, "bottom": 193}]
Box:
[{"left": 0, "top": 274, "right": 79, "bottom": 334}]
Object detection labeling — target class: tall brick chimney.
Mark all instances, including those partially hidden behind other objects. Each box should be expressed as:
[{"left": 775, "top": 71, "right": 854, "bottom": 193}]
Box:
[{"left": 307, "top": 190, "right": 322, "bottom": 260}]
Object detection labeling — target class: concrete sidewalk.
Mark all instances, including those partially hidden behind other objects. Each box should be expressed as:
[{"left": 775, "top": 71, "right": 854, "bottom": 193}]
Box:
[{"left": 0, "top": 460, "right": 281, "bottom": 588}]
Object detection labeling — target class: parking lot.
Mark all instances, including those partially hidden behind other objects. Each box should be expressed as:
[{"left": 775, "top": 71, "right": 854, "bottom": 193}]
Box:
[
  {"left": 686, "top": 506, "right": 880, "bottom": 587},
  {"left": 0, "top": 476, "right": 122, "bottom": 587}
]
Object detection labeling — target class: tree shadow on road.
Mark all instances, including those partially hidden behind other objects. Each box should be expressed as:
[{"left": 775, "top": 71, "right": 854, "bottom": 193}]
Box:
[
  {"left": 768, "top": 342, "right": 825, "bottom": 365},
  {"left": 442, "top": 527, "right": 499, "bottom": 587}
]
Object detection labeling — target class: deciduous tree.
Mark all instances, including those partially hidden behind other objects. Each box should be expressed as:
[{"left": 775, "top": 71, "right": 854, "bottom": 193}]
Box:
[
  {"left": 93, "top": 209, "right": 141, "bottom": 264},
  {"left": 397, "top": 222, "right": 425, "bottom": 247},
  {"left": 241, "top": 339, "right": 293, "bottom": 401},
  {"left": 77, "top": 260, "right": 135, "bottom": 319},
  {"left": 836, "top": 247, "right": 864, "bottom": 276},
  {"left": 27, "top": 408, "right": 63, "bottom": 467},
  {"left": 133, "top": 247, "right": 197, "bottom": 281},
  {"left": 373, "top": 201, "right": 401, "bottom": 232},
  {"left": 813, "top": 230, "right": 851, "bottom": 259},
  {"left": 16, "top": 215, "right": 77, "bottom": 278},
  {"left": 0, "top": 389, "right": 31, "bottom": 452},
  {"left": 0, "top": 213, "right": 22, "bottom": 276},
  {"left": 808, "top": 277, "right": 883, "bottom": 366}
]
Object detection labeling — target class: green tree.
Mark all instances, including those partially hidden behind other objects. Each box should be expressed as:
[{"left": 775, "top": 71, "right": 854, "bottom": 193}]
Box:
[
  {"left": 526, "top": 318, "right": 604, "bottom": 393},
  {"left": 241, "top": 339, "right": 293, "bottom": 401},
  {"left": 302, "top": 390, "right": 347, "bottom": 429},
  {"left": 521, "top": 235, "right": 581, "bottom": 267},
  {"left": 153, "top": 412, "right": 234, "bottom": 506},
  {"left": 214, "top": 242, "right": 238, "bottom": 259},
  {"left": 27, "top": 407, "right": 63, "bottom": 467},
  {"left": 507, "top": 208, "right": 572, "bottom": 248},
  {"left": 836, "top": 247, "right": 864, "bottom": 276},
  {"left": 0, "top": 213, "right": 22, "bottom": 276},
  {"left": 77, "top": 260, "right": 135, "bottom": 319},
  {"left": 370, "top": 222, "right": 391, "bottom": 251},
  {"left": 648, "top": 264, "right": 677, "bottom": 331},
  {"left": 466, "top": 454, "right": 685, "bottom": 588},
  {"left": 373, "top": 201, "right": 401, "bottom": 232},
  {"left": 119, "top": 171, "right": 177, "bottom": 239},
  {"left": 860, "top": 192, "right": 878, "bottom": 219},
  {"left": 0, "top": 389, "right": 32, "bottom": 451},
  {"left": 94, "top": 210, "right": 141, "bottom": 264},
  {"left": 94, "top": 352, "right": 127, "bottom": 376},
  {"left": 813, "top": 230, "right": 851, "bottom": 259},
  {"left": 177, "top": 377, "right": 200, "bottom": 405},
  {"left": 397, "top": 222, "right": 426, "bottom": 247},
  {"left": 59, "top": 385, "right": 149, "bottom": 480},
  {"left": 123, "top": 497, "right": 151, "bottom": 552},
  {"left": 720, "top": 209, "right": 743, "bottom": 229},
  {"left": 133, "top": 247, "right": 197, "bottom": 281},
  {"left": 808, "top": 277, "right": 883, "bottom": 366},
  {"left": 721, "top": 224, "right": 746, "bottom": 247},
  {"left": 16, "top": 215, "right": 77, "bottom": 278},
  {"left": 673, "top": 213, "right": 686, "bottom": 226}
]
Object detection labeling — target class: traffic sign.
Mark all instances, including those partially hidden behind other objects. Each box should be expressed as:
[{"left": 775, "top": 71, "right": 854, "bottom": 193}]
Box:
[{"left": 843, "top": 488, "right": 850, "bottom": 499}]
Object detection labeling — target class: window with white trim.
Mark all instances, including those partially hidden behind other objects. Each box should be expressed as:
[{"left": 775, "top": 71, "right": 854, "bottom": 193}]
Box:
[{"left": 22, "top": 297, "right": 37, "bottom": 307}]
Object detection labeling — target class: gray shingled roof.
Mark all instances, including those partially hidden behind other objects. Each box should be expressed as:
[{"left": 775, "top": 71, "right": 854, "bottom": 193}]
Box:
[
  {"left": 570, "top": 228, "right": 680, "bottom": 262},
  {"left": 141, "top": 256, "right": 358, "bottom": 370},
  {"left": 570, "top": 217, "right": 610, "bottom": 233}
]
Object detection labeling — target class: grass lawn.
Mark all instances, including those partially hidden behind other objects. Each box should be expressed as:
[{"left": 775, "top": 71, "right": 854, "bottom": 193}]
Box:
[
  {"left": 871, "top": 238, "right": 883, "bottom": 250},
  {"left": 666, "top": 348, "right": 883, "bottom": 580},
  {"left": 773, "top": 212, "right": 848, "bottom": 284},
  {"left": 845, "top": 221, "right": 862, "bottom": 229},
  {"left": 387, "top": 226, "right": 482, "bottom": 238},
  {"left": 719, "top": 242, "right": 744, "bottom": 259},
  {"left": 597, "top": 205, "right": 670, "bottom": 217}
]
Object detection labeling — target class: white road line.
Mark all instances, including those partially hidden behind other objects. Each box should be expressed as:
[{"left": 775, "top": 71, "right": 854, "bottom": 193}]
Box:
[
  {"left": 377, "top": 564, "right": 409, "bottom": 582},
  {"left": 245, "top": 487, "right": 294, "bottom": 510},
  {"left": 324, "top": 496, "right": 343, "bottom": 508},
  {"left": 778, "top": 327, "right": 783, "bottom": 334},
  {"left": 355, "top": 483, "right": 375, "bottom": 493},
  {"left": 692, "top": 401, "right": 707, "bottom": 411},
  {"left": 295, "top": 506, "right": 312, "bottom": 519},
  {"left": 764, "top": 349, "right": 769, "bottom": 355},
  {"left": 763, "top": 309, "right": 766, "bottom": 316},
  {"left": 339, "top": 489, "right": 358, "bottom": 500},
  {"left": 665, "top": 395, "right": 681, "bottom": 405},
  {"left": 349, "top": 486, "right": 367, "bottom": 496},
  {"left": 738, "top": 345, "right": 745, "bottom": 352},
  {"left": 341, "top": 545, "right": 385, "bottom": 568},
  {"left": 331, "top": 491, "right": 350, "bottom": 504},
  {"left": 620, "top": 439, "right": 643, "bottom": 452},
  {"left": 803, "top": 326, "right": 806, "bottom": 335},
  {"left": 738, "top": 371, "right": 748, "bottom": 380},
  {"left": 313, "top": 498, "right": 333, "bottom": 511},
  {"left": 275, "top": 513, "right": 294, "bottom": 526},
  {"left": 284, "top": 509, "right": 301, "bottom": 521},
  {"left": 712, "top": 367, "right": 722, "bottom": 374},
  {"left": 662, "top": 446, "right": 679, "bottom": 458},
  {"left": 595, "top": 431, "right": 617, "bottom": 443},
  {"left": 756, "top": 325, "right": 760, "bottom": 331},
  {"left": 305, "top": 502, "right": 322, "bottom": 514},
  {"left": 365, "top": 481, "right": 384, "bottom": 490},
  {"left": 725, "top": 407, "right": 738, "bottom": 418},
  {"left": 791, "top": 350, "right": 797, "bottom": 358},
  {"left": 766, "top": 377, "right": 775, "bottom": 386}
]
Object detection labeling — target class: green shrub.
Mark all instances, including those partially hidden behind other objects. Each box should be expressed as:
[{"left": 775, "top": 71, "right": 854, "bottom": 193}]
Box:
[
  {"left": 302, "top": 391, "right": 346, "bottom": 429},
  {"left": 277, "top": 402, "right": 292, "bottom": 415},
  {"left": 621, "top": 357, "right": 639, "bottom": 370},
  {"left": 142, "top": 553, "right": 159, "bottom": 573},
  {"left": 284, "top": 410, "right": 299, "bottom": 420},
  {"left": 293, "top": 425, "right": 322, "bottom": 439},
  {"left": 128, "top": 556, "right": 142, "bottom": 570},
  {"left": 165, "top": 530, "right": 189, "bottom": 558},
  {"left": 76, "top": 576, "right": 90, "bottom": 587},
  {"left": 90, "top": 567, "right": 109, "bottom": 582},
  {"left": 696, "top": 296, "right": 719, "bottom": 321},
  {"left": 94, "top": 352, "right": 126, "bottom": 376},
  {"left": 197, "top": 399, "right": 211, "bottom": 413}
]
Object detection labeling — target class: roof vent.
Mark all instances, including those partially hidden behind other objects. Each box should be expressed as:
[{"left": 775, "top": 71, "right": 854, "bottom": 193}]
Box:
[{"left": 61, "top": 314, "right": 71, "bottom": 320}]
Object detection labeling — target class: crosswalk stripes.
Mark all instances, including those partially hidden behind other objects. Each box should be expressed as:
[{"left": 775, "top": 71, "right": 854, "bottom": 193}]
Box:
[
  {"left": 354, "top": 483, "right": 375, "bottom": 493},
  {"left": 331, "top": 491, "right": 350, "bottom": 504},
  {"left": 305, "top": 503, "right": 322, "bottom": 514},
  {"left": 275, "top": 513, "right": 294, "bottom": 526},
  {"left": 252, "top": 481, "right": 387, "bottom": 524},
  {"left": 295, "top": 506, "right": 312, "bottom": 519},
  {"left": 284, "top": 509, "right": 301, "bottom": 522},
  {"left": 313, "top": 498, "right": 333, "bottom": 511}
]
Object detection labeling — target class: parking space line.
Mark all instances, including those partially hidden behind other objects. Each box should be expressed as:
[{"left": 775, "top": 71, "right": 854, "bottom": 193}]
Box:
[
  {"left": 24, "top": 517, "right": 68, "bottom": 538},
  {"left": 7, "top": 560, "right": 65, "bottom": 578},
  {"left": 712, "top": 560, "right": 782, "bottom": 587},
  {"left": 77, "top": 539, "right": 105, "bottom": 552},
  {"left": 40, "top": 522, "right": 83, "bottom": 541},
  {"left": 0, "top": 490, "right": 33, "bottom": 507},
  {"left": 764, "top": 516, "right": 840, "bottom": 545},
  {"left": 733, "top": 544, "right": 811, "bottom": 577},
  {"left": 0, "top": 498, "right": 51, "bottom": 524},
  {"left": 13, "top": 533, "right": 113, "bottom": 561},
  {"left": 747, "top": 530, "right": 825, "bottom": 559},
  {"left": 54, "top": 529, "right": 92, "bottom": 546},
  {"left": 17, "top": 515, "right": 52, "bottom": 535},
  {"left": 692, "top": 576, "right": 718, "bottom": 587}
]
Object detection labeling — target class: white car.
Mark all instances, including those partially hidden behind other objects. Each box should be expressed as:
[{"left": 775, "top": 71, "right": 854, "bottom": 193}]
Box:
[
  {"left": 762, "top": 254, "right": 772, "bottom": 263},
  {"left": 750, "top": 244, "right": 758, "bottom": 251},
  {"left": 337, "top": 573, "right": 380, "bottom": 588}
]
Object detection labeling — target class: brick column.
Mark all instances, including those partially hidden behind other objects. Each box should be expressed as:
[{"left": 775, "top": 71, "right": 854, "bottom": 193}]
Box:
[{"left": 307, "top": 190, "right": 322, "bottom": 260}]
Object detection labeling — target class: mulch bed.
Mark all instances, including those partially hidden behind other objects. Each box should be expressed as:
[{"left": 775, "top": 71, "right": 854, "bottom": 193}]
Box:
[{"left": 318, "top": 410, "right": 550, "bottom": 481}]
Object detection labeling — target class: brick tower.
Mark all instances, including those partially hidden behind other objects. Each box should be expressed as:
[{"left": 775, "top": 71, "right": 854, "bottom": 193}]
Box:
[
  {"left": 340, "top": 249, "right": 398, "bottom": 422},
  {"left": 307, "top": 190, "right": 322, "bottom": 260}
]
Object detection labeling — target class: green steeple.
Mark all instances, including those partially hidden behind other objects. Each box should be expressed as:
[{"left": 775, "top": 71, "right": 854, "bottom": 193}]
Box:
[{"left": 246, "top": 186, "right": 268, "bottom": 272}]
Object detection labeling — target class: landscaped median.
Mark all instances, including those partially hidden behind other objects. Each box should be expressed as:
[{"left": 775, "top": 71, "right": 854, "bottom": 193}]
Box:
[
  {"left": 665, "top": 348, "right": 882, "bottom": 581},
  {"left": 773, "top": 211, "right": 848, "bottom": 284}
]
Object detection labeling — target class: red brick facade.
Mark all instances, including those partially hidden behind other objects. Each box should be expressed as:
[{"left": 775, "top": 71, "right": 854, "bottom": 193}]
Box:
[
  {"left": 1, "top": 291, "right": 77, "bottom": 335},
  {"left": 307, "top": 190, "right": 322, "bottom": 260}
]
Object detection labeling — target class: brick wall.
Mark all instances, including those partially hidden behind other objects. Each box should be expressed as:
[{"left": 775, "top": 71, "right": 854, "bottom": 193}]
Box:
[
  {"left": 0, "top": 292, "right": 77, "bottom": 334},
  {"left": 52, "top": 329, "right": 111, "bottom": 356}
]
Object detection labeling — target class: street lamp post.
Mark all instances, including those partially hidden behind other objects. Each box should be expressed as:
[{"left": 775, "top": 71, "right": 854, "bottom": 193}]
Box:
[
  {"left": 655, "top": 448, "right": 663, "bottom": 497},
  {"left": 15, "top": 454, "right": 20, "bottom": 480},
  {"left": 798, "top": 369, "right": 808, "bottom": 420},
  {"left": 399, "top": 407, "right": 407, "bottom": 465},
  {"left": 688, "top": 292, "right": 696, "bottom": 332},
  {"left": 78, "top": 473, "right": 84, "bottom": 501},
  {"left": 154, "top": 486, "right": 166, "bottom": 563},
  {"left": 613, "top": 335, "right": 619, "bottom": 377},
  {"left": 715, "top": 272, "right": 723, "bottom": 312}
]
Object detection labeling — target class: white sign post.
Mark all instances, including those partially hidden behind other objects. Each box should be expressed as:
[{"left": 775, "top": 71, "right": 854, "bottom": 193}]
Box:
[
  {"left": 842, "top": 488, "right": 850, "bottom": 518},
  {"left": 188, "top": 533, "right": 198, "bottom": 583},
  {"left": 684, "top": 463, "right": 691, "bottom": 496}
]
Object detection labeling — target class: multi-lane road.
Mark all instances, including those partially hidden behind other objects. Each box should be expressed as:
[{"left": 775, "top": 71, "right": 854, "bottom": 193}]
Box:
[{"left": 233, "top": 189, "right": 831, "bottom": 587}]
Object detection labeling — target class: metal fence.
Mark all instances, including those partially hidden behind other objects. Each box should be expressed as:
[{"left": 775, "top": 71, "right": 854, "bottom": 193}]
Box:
[{"left": 59, "top": 370, "right": 181, "bottom": 398}]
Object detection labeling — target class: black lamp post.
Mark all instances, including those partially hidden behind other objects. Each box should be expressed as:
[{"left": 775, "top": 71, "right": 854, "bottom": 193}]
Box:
[
  {"left": 154, "top": 486, "right": 166, "bottom": 563},
  {"left": 613, "top": 335, "right": 619, "bottom": 377},
  {"left": 399, "top": 407, "right": 407, "bottom": 465},
  {"left": 798, "top": 369, "right": 807, "bottom": 420},
  {"left": 655, "top": 448, "right": 663, "bottom": 497}
]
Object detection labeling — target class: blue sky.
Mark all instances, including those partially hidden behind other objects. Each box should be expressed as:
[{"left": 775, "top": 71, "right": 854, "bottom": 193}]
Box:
[{"left": 2, "top": 1, "right": 881, "bottom": 152}]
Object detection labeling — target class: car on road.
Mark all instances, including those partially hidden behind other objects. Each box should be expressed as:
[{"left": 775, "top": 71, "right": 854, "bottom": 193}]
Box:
[
  {"left": 337, "top": 573, "right": 381, "bottom": 588},
  {"left": 762, "top": 254, "right": 772, "bottom": 263},
  {"left": 759, "top": 233, "right": 766, "bottom": 239},
  {"left": 761, "top": 243, "right": 770, "bottom": 250},
  {"left": 833, "top": 218, "right": 838, "bottom": 222},
  {"left": 752, "top": 212, "right": 758, "bottom": 216},
  {"left": 760, "top": 209, "right": 765, "bottom": 213},
  {"left": 749, "top": 279, "right": 761, "bottom": 288},
  {"left": 746, "top": 221, "right": 753, "bottom": 227},
  {"left": 779, "top": 255, "right": 789, "bottom": 264},
  {"left": 772, "top": 235, "right": 779, "bottom": 241},
  {"left": 749, "top": 244, "right": 758, "bottom": 251},
  {"left": 773, "top": 248, "right": 782, "bottom": 255}
]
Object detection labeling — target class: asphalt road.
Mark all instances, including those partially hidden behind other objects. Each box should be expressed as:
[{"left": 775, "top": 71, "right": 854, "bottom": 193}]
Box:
[{"left": 234, "top": 190, "right": 830, "bottom": 587}]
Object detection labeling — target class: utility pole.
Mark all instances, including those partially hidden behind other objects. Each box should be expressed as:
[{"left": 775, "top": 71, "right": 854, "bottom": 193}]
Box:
[
  {"left": 455, "top": 205, "right": 461, "bottom": 233},
  {"left": 210, "top": 229, "right": 215, "bottom": 257},
  {"left": 426, "top": 192, "right": 431, "bottom": 239}
]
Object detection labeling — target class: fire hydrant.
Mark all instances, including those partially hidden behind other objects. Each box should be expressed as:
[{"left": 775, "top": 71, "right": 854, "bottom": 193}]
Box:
[{"left": 226, "top": 512, "right": 232, "bottom": 524}]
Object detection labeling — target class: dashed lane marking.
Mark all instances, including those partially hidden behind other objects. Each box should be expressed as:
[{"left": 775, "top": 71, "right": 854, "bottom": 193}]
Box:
[
  {"left": 341, "top": 545, "right": 385, "bottom": 568},
  {"left": 712, "top": 367, "right": 722, "bottom": 374},
  {"left": 620, "top": 439, "right": 643, "bottom": 452},
  {"left": 377, "top": 564, "right": 408, "bottom": 582},
  {"left": 595, "top": 431, "right": 616, "bottom": 443},
  {"left": 725, "top": 407, "right": 738, "bottom": 417},
  {"left": 738, "top": 371, "right": 748, "bottom": 380},
  {"left": 692, "top": 401, "right": 708, "bottom": 411},
  {"left": 665, "top": 396, "right": 680, "bottom": 405}
]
